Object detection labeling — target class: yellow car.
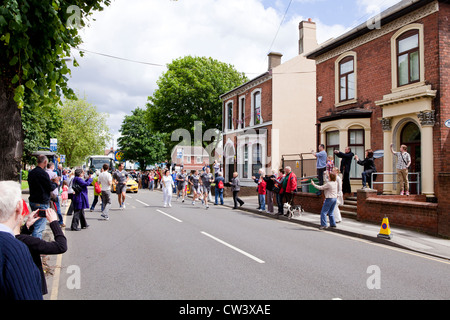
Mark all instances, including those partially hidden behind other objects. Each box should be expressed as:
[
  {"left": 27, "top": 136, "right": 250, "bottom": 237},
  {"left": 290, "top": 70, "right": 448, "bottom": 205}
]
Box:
[{"left": 112, "top": 178, "right": 139, "bottom": 193}]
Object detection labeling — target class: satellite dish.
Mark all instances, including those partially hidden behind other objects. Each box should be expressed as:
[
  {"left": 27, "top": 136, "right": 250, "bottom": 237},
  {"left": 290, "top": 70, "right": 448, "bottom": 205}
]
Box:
[{"left": 373, "top": 150, "right": 384, "bottom": 159}]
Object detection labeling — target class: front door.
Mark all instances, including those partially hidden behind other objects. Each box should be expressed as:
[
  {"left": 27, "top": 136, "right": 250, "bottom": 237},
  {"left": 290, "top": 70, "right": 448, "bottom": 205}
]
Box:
[{"left": 401, "top": 122, "right": 421, "bottom": 194}]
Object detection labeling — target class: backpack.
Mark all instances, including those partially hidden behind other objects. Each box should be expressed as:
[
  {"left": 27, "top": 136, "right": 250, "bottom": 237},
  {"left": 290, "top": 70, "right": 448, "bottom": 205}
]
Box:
[{"left": 218, "top": 180, "right": 224, "bottom": 189}]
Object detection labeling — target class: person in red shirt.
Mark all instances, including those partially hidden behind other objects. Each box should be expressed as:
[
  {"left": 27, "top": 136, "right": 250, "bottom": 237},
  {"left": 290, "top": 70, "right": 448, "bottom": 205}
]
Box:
[
  {"left": 280, "top": 166, "right": 297, "bottom": 216},
  {"left": 257, "top": 176, "right": 267, "bottom": 212}
]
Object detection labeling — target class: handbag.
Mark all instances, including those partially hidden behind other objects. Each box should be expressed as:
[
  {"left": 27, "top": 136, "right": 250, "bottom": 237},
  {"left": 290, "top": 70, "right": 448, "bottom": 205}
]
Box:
[
  {"left": 72, "top": 179, "right": 83, "bottom": 194},
  {"left": 94, "top": 181, "right": 102, "bottom": 194}
]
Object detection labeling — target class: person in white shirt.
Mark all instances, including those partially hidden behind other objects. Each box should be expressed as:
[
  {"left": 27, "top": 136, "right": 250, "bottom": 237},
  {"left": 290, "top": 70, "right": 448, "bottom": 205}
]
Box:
[
  {"left": 162, "top": 170, "right": 175, "bottom": 207},
  {"left": 98, "top": 164, "right": 113, "bottom": 220},
  {"left": 311, "top": 171, "right": 338, "bottom": 229}
]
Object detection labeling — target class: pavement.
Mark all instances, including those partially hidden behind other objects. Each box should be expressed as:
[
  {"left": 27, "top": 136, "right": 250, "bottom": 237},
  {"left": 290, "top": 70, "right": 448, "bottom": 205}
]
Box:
[{"left": 22, "top": 189, "right": 450, "bottom": 261}]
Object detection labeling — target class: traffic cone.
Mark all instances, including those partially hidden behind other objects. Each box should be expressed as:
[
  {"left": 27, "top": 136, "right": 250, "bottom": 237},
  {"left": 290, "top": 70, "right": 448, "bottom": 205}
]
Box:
[{"left": 377, "top": 216, "right": 393, "bottom": 240}]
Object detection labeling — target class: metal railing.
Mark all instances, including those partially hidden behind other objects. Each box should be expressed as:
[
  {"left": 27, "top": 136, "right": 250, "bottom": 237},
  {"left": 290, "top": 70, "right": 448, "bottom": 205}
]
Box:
[{"left": 371, "top": 172, "right": 421, "bottom": 194}]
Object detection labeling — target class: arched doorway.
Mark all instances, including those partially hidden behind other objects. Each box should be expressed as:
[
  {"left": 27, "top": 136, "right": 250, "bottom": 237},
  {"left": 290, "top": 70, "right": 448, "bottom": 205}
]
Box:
[{"left": 400, "top": 122, "right": 421, "bottom": 193}]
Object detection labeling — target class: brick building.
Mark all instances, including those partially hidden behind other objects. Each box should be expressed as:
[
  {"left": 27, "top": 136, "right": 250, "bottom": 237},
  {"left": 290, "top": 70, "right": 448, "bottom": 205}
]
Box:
[
  {"left": 220, "top": 20, "right": 318, "bottom": 186},
  {"left": 306, "top": 0, "right": 449, "bottom": 237}
]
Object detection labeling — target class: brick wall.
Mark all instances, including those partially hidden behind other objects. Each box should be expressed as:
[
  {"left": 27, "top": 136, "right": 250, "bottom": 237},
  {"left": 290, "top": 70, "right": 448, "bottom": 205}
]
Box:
[
  {"left": 357, "top": 189, "right": 439, "bottom": 236},
  {"left": 437, "top": 173, "right": 450, "bottom": 238}
]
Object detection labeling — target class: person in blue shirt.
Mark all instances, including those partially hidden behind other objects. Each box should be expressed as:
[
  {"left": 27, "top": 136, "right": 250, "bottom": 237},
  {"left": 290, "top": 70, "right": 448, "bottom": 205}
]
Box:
[{"left": 312, "top": 144, "right": 328, "bottom": 194}]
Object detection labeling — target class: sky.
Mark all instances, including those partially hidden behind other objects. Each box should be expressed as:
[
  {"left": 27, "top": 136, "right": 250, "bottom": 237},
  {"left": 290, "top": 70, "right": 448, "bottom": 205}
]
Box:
[{"left": 67, "top": 0, "right": 403, "bottom": 149}]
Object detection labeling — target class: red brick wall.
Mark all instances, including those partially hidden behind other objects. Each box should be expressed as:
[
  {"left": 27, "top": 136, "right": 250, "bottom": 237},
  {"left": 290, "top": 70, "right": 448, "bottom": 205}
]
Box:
[
  {"left": 357, "top": 189, "right": 439, "bottom": 235},
  {"left": 437, "top": 173, "right": 450, "bottom": 238}
]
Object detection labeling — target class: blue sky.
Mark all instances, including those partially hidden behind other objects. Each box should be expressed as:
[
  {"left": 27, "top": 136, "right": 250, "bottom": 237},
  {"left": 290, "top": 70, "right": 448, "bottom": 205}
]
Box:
[{"left": 67, "top": 0, "right": 403, "bottom": 145}]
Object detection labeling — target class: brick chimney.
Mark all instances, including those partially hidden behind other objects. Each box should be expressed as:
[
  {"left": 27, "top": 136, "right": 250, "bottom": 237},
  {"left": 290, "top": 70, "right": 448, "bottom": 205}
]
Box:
[
  {"left": 268, "top": 52, "right": 283, "bottom": 71},
  {"left": 299, "top": 18, "right": 318, "bottom": 55}
]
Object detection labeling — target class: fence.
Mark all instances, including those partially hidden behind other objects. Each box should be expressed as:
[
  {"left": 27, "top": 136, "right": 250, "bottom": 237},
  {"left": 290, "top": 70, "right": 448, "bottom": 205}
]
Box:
[
  {"left": 371, "top": 172, "right": 421, "bottom": 194},
  {"left": 281, "top": 153, "right": 317, "bottom": 179}
]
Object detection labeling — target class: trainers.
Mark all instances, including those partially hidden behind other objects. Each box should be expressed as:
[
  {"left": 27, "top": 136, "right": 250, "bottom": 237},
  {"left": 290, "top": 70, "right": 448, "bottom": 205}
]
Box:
[
  {"left": 400, "top": 191, "right": 404, "bottom": 195},
  {"left": 168, "top": 203, "right": 172, "bottom": 207},
  {"left": 406, "top": 191, "right": 410, "bottom": 196}
]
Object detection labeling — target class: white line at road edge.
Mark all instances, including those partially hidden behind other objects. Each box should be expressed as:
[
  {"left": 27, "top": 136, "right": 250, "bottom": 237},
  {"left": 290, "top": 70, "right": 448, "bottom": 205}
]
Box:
[
  {"left": 157, "top": 210, "right": 183, "bottom": 223},
  {"left": 201, "top": 231, "right": 265, "bottom": 264}
]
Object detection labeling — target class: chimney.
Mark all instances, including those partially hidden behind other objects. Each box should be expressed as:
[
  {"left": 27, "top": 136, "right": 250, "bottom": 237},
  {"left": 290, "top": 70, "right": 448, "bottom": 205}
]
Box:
[
  {"left": 268, "top": 52, "right": 283, "bottom": 71},
  {"left": 299, "top": 18, "right": 318, "bottom": 55}
]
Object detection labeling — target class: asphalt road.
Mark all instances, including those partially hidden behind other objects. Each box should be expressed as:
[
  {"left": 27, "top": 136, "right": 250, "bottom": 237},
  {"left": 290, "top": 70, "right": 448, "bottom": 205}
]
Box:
[{"left": 52, "top": 188, "right": 450, "bottom": 301}]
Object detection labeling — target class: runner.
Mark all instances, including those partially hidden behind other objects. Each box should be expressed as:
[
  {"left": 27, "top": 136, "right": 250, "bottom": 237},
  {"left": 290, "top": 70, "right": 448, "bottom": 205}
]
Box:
[
  {"left": 176, "top": 169, "right": 187, "bottom": 202},
  {"left": 113, "top": 163, "right": 129, "bottom": 210},
  {"left": 200, "top": 167, "right": 214, "bottom": 210},
  {"left": 189, "top": 170, "right": 201, "bottom": 205}
]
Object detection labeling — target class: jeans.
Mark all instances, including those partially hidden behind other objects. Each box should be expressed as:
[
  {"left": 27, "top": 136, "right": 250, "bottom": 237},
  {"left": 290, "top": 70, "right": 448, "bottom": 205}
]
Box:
[
  {"left": 101, "top": 190, "right": 112, "bottom": 218},
  {"left": 29, "top": 202, "right": 50, "bottom": 239},
  {"left": 215, "top": 187, "right": 224, "bottom": 205},
  {"left": 362, "top": 170, "right": 373, "bottom": 188},
  {"left": 320, "top": 198, "right": 337, "bottom": 227},
  {"left": 258, "top": 194, "right": 266, "bottom": 211},
  {"left": 233, "top": 191, "right": 244, "bottom": 208}
]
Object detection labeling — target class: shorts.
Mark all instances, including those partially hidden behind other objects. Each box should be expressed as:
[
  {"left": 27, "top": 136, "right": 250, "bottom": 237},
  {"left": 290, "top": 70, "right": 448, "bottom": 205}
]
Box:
[
  {"left": 203, "top": 186, "right": 211, "bottom": 194},
  {"left": 192, "top": 185, "right": 200, "bottom": 193},
  {"left": 116, "top": 183, "right": 127, "bottom": 194},
  {"left": 177, "top": 183, "right": 186, "bottom": 191}
]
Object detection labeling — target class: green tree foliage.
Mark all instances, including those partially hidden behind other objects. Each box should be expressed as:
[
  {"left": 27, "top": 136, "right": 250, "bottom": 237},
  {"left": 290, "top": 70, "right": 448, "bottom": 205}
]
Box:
[
  {"left": 118, "top": 107, "right": 168, "bottom": 170},
  {"left": 57, "top": 96, "right": 111, "bottom": 167},
  {"left": 146, "top": 56, "right": 248, "bottom": 153},
  {"left": 0, "top": 0, "right": 110, "bottom": 180}
]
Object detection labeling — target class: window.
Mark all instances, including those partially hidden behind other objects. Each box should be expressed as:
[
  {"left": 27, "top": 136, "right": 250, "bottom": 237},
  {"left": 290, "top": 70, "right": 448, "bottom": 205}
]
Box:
[
  {"left": 243, "top": 144, "right": 249, "bottom": 179},
  {"left": 339, "top": 56, "right": 355, "bottom": 102},
  {"left": 253, "top": 91, "right": 261, "bottom": 125},
  {"left": 348, "top": 129, "right": 365, "bottom": 179},
  {"left": 239, "top": 97, "right": 245, "bottom": 129},
  {"left": 397, "top": 30, "right": 420, "bottom": 87},
  {"left": 227, "top": 102, "right": 233, "bottom": 130},
  {"left": 326, "top": 131, "right": 340, "bottom": 168},
  {"left": 252, "top": 143, "right": 263, "bottom": 177}
]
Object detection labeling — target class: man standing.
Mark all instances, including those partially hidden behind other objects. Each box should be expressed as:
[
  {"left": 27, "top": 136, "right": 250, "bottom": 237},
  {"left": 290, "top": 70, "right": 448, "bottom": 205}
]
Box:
[
  {"left": 0, "top": 181, "right": 43, "bottom": 300},
  {"left": 390, "top": 144, "right": 412, "bottom": 196},
  {"left": 334, "top": 147, "right": 355, "bottom": 195},
  {"left": 98, "top": 164, "right": 113, "bottom": 220},
  {"left": 27, "top": 155, "right": 58, "bottom": 239},
  {"left": 312, "top": 144, "right": 327, "bottom": 194},
  {"left": 176, "top": 169, "right": 188, "bottom": 202},
  {"left": 46, "top": 162, "right": 64, "bottom": 228},
  {"left": 113, "top": 163, "right": 129, "bottom": 210},
  {"left": 200, "top": 167, "right": 214, "bottom": 209}
]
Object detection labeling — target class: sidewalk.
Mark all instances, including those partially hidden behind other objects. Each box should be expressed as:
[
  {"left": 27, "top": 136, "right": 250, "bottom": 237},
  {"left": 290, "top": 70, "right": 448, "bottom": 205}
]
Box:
[{"left": 219, "top": 195, "right": 450, "bottom": 261}]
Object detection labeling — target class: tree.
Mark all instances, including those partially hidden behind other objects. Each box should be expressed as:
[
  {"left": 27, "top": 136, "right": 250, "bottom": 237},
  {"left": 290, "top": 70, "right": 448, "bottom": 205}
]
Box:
[
  {"left": 118, "top": 108, "right": 168, "bottom": 170},
  {"left": 0, "top": 0, "right": 111, "bottom": 181},
  {"left": 57, "top": 96, "right": 111, "bottom": 167},
  {"left": 146, "top": 55, "right": 248, "bottom": 157}
]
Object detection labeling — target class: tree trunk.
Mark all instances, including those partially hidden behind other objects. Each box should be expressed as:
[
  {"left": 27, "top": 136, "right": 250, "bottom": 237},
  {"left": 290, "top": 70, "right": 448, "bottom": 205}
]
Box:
[{"left": 0, "top": 77, "right": 24, "bottom": 181}]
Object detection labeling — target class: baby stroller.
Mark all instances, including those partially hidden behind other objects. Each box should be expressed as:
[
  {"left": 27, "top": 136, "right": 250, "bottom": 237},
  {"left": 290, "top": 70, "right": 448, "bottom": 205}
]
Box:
[{"left": 283, "top": 192, "right": 304, "bottom": 220}]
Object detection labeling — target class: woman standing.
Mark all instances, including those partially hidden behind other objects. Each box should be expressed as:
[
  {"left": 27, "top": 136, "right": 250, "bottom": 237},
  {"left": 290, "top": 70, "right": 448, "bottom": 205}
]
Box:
[
  {"left": 311, "top": 172, "right": 338, "bottom": 229},
  {"left": 71, "top": 169, "right": 93, "bottom": 231},
  {"left": 231, "top": 172, "right": 244, "bottom": 209},
  {"left": 162, "top": 169, "right": 175, "bottom": 208},
  {"left": 333, "top": 168, "right": 343, "bottom": 223}
]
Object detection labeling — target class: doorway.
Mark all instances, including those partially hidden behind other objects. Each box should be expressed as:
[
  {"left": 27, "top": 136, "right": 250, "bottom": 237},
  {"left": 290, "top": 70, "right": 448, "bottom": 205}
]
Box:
[{"left": 400, "top": 122, "right": 421, "bottom": 194}]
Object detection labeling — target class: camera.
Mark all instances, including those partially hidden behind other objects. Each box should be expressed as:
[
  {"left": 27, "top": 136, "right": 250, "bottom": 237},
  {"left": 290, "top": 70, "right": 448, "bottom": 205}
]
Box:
[{"left": 38, "top": 209, "right": 47, "bottom": 218}]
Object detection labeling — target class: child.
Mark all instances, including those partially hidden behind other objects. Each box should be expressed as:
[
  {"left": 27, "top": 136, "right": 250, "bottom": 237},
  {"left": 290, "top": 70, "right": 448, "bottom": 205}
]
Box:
[
  {"left": 61, "top": 181, "right": 69, "bottom": 207},
  {"left": 257, "top": 177, "right": 267, "bottom": 213},
  {"left": 326, "top": 155, "right": 335, "bottom": 174}
]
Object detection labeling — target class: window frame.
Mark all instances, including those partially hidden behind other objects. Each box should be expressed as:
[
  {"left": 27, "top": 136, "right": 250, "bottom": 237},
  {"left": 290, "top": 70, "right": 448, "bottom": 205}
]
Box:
[
  {"left": 396, "top": 29, "right": 420, "bottom": 87},
  {"left": 334, "top": 51, "right": 357, "bottom": 107},
  {"left": 339, "top": 56, "right": 355, "bottom": 103},
  {"left": 348, "top": 129, "right": 365, "bottom": 179}
]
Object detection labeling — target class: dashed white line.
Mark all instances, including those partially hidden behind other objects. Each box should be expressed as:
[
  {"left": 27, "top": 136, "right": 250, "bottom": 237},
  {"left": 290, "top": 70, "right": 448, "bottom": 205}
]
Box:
[
  {"left": 201, "top": 231, "right": 265, "bottom": 264},
  {"left": 157, "top": 210, "right": 183, "bottom": 223},
  {"left": 135, "top": 199, "right": 150, "bottom": 207}
]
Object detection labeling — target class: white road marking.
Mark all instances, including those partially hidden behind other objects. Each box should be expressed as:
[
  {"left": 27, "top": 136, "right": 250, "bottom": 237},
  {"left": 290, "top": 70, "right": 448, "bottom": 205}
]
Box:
[
  {"left": 136, "top": 199, "right": 150, "bottom": 207},
  {"left": 201, "top": 231, "right": 265, "bottom": 264},
  {"left": 157, "top": 210, "right": 183, "bottom": 223}
]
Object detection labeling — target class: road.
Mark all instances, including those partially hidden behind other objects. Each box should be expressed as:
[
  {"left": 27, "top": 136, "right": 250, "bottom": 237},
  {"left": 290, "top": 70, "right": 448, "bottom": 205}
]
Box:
[{"left": 50, "top": 188, "right": 450, "bottom": 301}]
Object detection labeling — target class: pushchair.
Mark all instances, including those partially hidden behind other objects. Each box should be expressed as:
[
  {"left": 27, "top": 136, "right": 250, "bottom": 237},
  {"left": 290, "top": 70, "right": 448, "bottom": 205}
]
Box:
[{"left": 283, "top": 192, "right": 304, "bottom": 220}]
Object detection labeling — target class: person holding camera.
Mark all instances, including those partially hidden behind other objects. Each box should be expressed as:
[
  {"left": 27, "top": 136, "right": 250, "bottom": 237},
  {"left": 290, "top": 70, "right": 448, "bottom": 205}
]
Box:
[
  {"left": 27, "top": 155, "right": 59, "bottom": 239},
  {"left": 16, "top": 207, "right": 67, "bottom": 295},
  {"left": 70, "top": 169, "right": 93, "bottom": 231},
  {"left": 390, "top": 143, "right": 411, "bottom": 195}
]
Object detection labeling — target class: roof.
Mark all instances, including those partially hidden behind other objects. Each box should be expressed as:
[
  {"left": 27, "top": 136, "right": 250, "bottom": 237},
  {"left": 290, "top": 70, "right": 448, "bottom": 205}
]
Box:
[
  {"left": 318, "top": 108, "right": 373, "bottom": 123},
  {"left": 306, "top": 0, "right": 437, "bottom": 60},
  {"left": 219, "top": 71, "right": 271, "bottom": 100}
]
